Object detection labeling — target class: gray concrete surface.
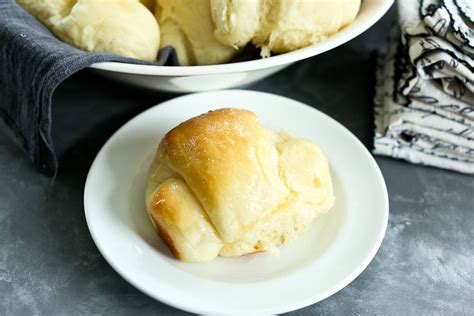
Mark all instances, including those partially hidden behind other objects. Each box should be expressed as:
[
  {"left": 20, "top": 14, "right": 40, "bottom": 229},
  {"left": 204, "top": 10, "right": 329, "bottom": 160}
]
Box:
[{"left": 1, "top": 8, "right": 473, "bottom": 315}]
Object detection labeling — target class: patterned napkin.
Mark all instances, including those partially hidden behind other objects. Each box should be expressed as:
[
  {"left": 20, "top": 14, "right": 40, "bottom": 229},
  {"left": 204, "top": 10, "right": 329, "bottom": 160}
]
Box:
[{"left": 373, "top": 0, "right": 474, "bottom": 174}]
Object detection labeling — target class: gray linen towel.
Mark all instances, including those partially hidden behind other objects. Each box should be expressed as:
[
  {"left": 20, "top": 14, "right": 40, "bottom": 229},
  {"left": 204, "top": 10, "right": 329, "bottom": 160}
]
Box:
[
  {"left": 0, "top": 2, "right": 177, "bottom": 175},
  {"left": 374, "top": 0, "right": 474, "bottom": 174}
]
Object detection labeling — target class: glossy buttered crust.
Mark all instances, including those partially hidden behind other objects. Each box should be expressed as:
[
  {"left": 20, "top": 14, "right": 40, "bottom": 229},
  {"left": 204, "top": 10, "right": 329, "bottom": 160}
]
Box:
[{"left": 146, "top": 108, "right": 334, "bottom": 262}]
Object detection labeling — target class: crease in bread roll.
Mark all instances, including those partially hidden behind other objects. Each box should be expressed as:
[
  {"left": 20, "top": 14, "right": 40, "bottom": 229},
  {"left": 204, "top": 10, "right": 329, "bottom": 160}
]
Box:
[
  {"left": 140, "top": 0, "right": 155, "bottom": 11},
  {"left": 16, "top": 0, "right": 160, "bottom": 61},
  {"left": 155, "top": 0, "right": 238, "bottom": 66},
  {"left": 211, "top": 0, "right": 263, "bottom": 48},
  {"left": 146, "top": 108, "right": 334, "bottom": 262}
]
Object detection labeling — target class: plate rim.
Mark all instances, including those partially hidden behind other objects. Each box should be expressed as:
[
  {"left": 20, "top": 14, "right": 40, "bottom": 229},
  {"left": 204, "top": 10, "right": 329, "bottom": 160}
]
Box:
[{"left": 84, "top": 89, "right": 389, "bottom": 314}]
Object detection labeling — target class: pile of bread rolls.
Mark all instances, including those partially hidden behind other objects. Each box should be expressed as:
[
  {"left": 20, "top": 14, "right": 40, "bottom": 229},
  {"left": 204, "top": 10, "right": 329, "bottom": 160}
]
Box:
[{"left": 17, "top": 0, "right": 361, "bottom": 65}]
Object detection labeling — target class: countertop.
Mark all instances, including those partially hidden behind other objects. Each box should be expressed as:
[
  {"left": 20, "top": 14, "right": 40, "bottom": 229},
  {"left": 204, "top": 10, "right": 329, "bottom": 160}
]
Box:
[{"left": 1, "top": 8, "right": 473, "bottom": 315}]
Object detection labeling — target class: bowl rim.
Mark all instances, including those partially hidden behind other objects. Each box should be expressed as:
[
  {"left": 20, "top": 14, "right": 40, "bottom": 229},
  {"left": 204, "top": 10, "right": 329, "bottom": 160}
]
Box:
[{"left": 88, "top": 0, "right": 394, "bottom": 76}]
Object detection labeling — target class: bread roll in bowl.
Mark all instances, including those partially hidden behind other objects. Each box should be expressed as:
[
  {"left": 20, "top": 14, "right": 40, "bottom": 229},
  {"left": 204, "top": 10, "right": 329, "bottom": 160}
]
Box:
[
  {"left": 17, "top": 0, "right": 160, "bottom": 61},
  {"left": 211, "top": 0, "right": 361, "bottom": 57},
  {"left": 145, "top": 108, "right": 334, "bottom": 262}
]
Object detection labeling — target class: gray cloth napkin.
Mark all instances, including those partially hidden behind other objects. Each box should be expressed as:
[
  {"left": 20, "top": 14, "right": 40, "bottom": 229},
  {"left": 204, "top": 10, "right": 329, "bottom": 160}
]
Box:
[
  {"left": 374, "top": 0, "right": 474, "bottom": 174},
  {"left": 0, "top": 2, "right": 178, "bottom": 176}
]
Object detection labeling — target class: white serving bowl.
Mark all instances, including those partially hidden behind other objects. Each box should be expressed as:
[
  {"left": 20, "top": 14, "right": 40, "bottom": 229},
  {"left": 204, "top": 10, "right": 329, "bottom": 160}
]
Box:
[{"left": 89, "top": 0, "right": 393, "bottom": 93}]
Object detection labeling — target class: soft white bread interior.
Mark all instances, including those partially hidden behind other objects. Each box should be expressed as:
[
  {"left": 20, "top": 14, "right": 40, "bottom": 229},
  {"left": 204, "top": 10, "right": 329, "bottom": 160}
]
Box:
[
  {"left": 146, "top": 108, "right": 334, "bottom": 262},
  {"left": 16, "top": 0, "right": 160, "bottom": 61}
]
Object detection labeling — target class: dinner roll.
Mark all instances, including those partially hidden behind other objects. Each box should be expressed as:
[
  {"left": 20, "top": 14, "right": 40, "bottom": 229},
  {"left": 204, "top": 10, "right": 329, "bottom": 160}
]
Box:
[
  {"left": 210, "top": 0, "right": 361, "bottom": 57},
  {"left": 253, "top": 0, "right": 361, "bottom": 56},
  {"left": 146, "top": 108, "right": 334, "bottom": 262},
  {"left": 17, "top": 0, "right": 160, "bottom": 61},
  {"left": 155, "top": 0, "right": 237, "bottom": 65}
]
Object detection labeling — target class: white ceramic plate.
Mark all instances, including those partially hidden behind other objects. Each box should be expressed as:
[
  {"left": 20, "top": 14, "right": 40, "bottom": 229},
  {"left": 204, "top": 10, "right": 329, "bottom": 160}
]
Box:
[{"left": 84, "top": 90, "right": 389, "bottom": 314}]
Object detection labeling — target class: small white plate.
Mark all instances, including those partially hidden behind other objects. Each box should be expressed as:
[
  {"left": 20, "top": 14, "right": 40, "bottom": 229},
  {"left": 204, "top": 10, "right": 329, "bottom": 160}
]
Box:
[{"left": 84, "top": 90, "right": 388, "bottom": 315}]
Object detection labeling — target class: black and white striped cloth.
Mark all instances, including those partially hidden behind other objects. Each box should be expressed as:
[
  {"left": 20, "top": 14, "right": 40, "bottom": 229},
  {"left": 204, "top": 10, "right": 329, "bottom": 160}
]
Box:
[{"left": 374, "top": 0, "right": 473, "bottom": 174}]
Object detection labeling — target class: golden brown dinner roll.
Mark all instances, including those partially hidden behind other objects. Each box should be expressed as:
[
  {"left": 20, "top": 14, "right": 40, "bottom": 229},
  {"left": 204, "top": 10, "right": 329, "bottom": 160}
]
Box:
[
  {"left": 145, "top": 108, "right": 334, "bottom": 262},
  {"left": 16, "top": 0, "right": 160, "bottom": 61},
  {"left": 155, "top": 0, "right": 238, "bottom": 66}
]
